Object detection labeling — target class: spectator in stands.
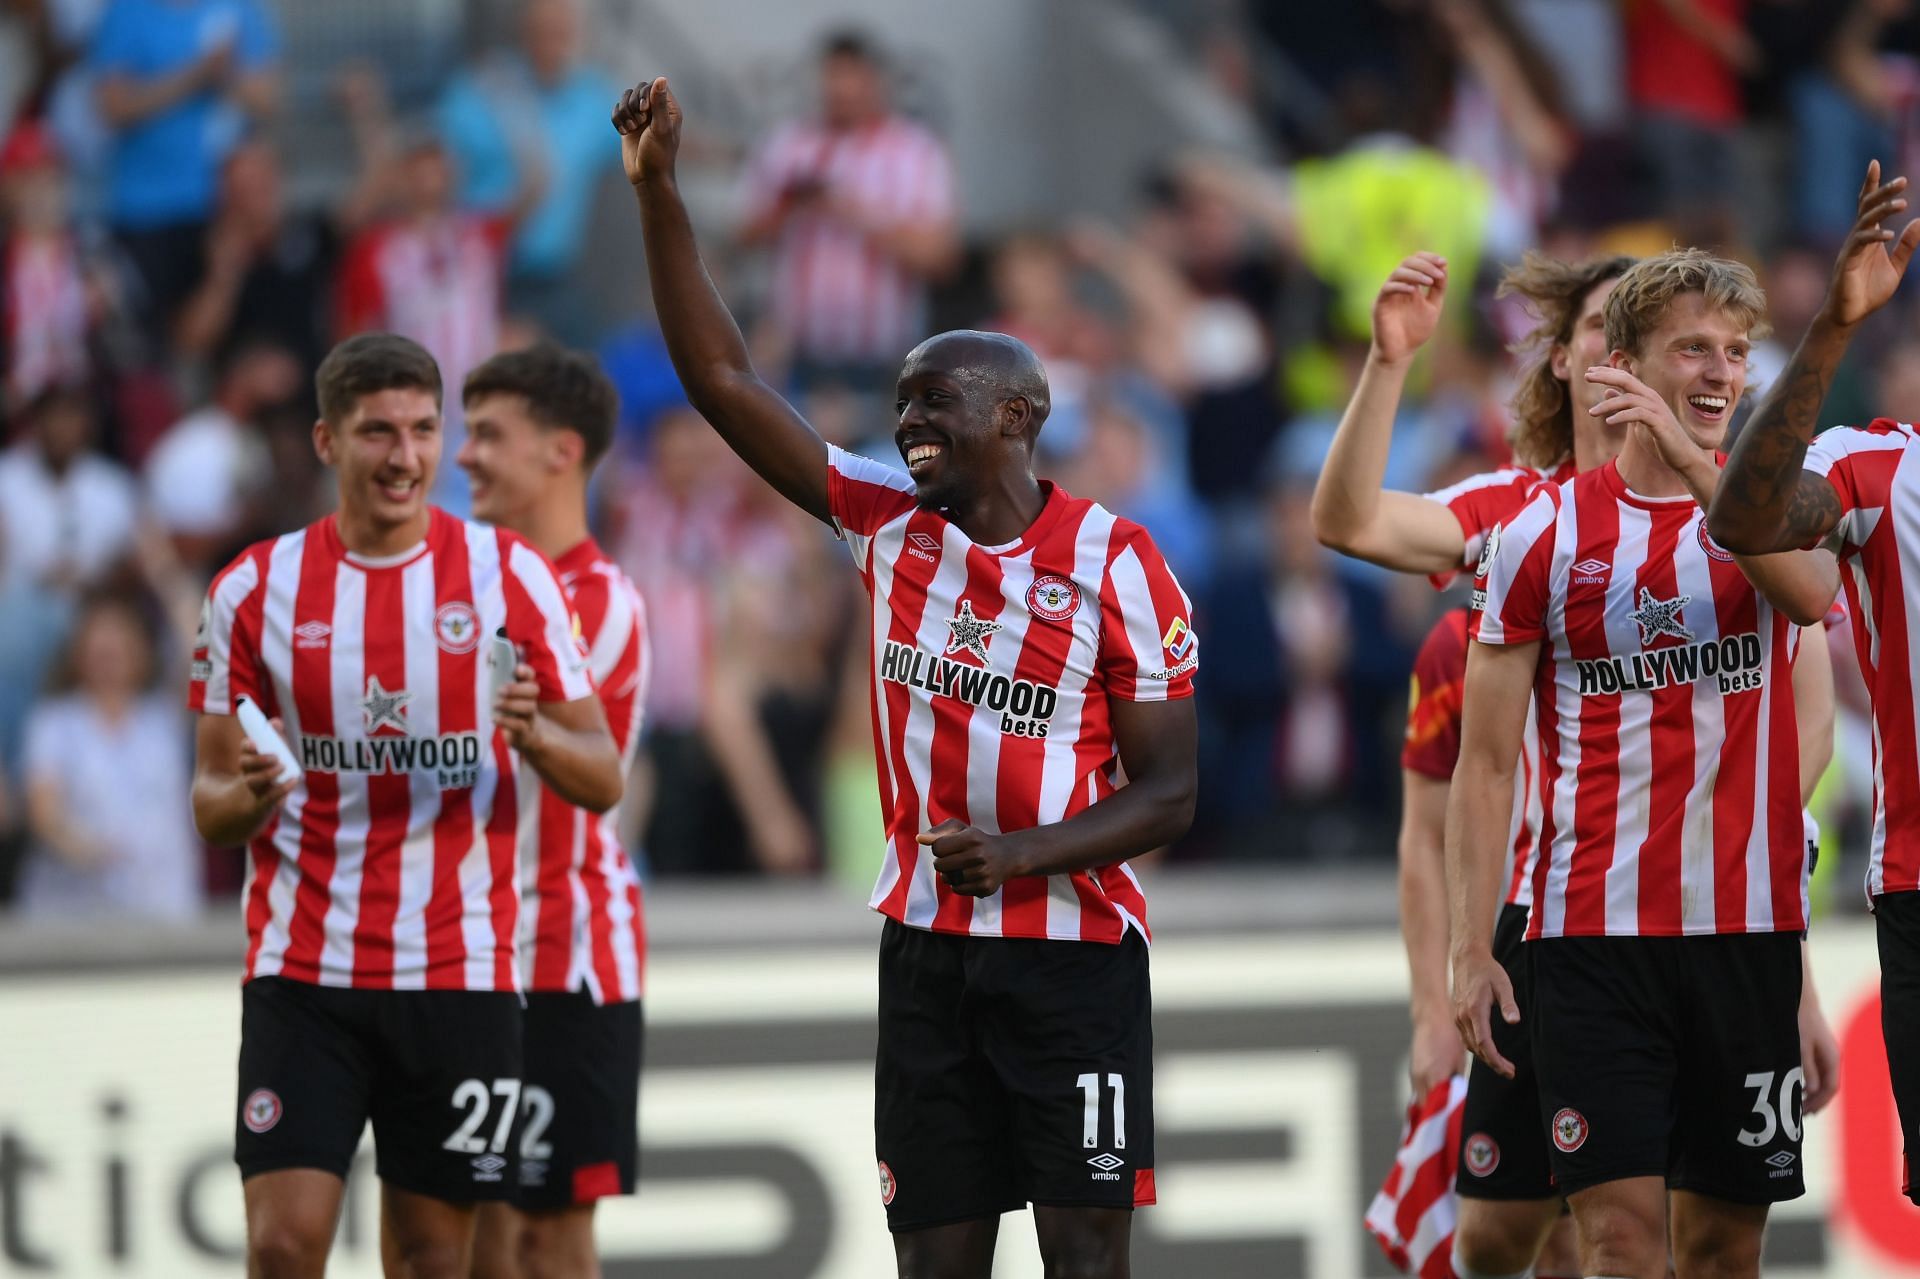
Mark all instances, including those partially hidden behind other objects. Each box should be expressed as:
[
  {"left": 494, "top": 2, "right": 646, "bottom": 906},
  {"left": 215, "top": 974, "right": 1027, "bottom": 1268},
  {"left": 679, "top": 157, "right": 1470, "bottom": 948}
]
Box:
[
  {"left": 0, "top": 384, "right": 136, "bottom": 598},
  {"left": 737, "top": 28, "right": 959, "bottom": 394},
  {"left": 338, "top": 124, "right": 522, "bottom": 514},
  {"left": 88, "top": 0, "right": 278, "bottom": 340},
  {"left": 0, "top": 118, "right": 108, "bottom": 411},
  {"left": 16, "top": 590, "right": 202, "bottom": 922},
  {"left": 142, "top": 338, "right": 299, "bottom": 571},
  {"left": 1623, "top": 0, "right": 1754, "bottom": 237},
  {"left": 437, "top": 0, "right": 618, "bottom": 343}
]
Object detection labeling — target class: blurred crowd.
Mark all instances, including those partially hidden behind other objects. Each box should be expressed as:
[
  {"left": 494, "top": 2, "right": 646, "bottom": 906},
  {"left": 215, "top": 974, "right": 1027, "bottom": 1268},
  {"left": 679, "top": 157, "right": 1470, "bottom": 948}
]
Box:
[{"left": 0, "top": 0, "right": 1912, "bottom": 922}]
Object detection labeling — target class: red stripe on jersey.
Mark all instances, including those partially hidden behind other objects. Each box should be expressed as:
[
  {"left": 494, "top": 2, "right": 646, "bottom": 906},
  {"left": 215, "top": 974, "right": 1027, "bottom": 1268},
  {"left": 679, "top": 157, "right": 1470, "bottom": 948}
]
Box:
[
  {"left": 1527, "top": 652, "right": 1565, "bottom": 926},
  {"left": 994, "top": 510, "right": 1089, "bottom": 937},
  {"left": 531, "top": 788, "right": 576, "bottom": 990},
  {"left": 282, "top": 534, "right": 342, "bottom": 983},
  {"left": 1709, "top": 560, "right": 1760, "bottom": 930},
  {"left": 426, "top": 522, "right": 478, "bottom": 988},
  {"left": 1560, "top": 490, "right": 1621, "bottom": 937},
  {"left": 353, "top": 567, "right": 410, "bottom": 986},
  {"left": 874, "top": 509, "right": 947, "bottom": 922},
  {"left": 928, "top": 548, "right": 1011, "bottom": 934},
  {"left": 484, "top": 734, "right": 518, "bottom": 991},
  {"left": 1635, "top": 511, "right": 1690, "bottom": 937}
]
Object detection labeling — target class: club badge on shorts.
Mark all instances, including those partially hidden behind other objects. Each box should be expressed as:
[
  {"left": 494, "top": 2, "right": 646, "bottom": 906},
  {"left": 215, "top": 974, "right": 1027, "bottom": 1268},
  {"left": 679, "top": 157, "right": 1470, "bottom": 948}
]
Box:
[
  {"left": 1464, "top": 1131, "right": 1500, "bottom": 1176},
  {"left": 1552, "top": 1107, "right": 1588, "bottom": 1153},
  {"left": 243, "top": 1088, "right": 282, "bottom": 1134},
  {"left": 877, "top": 1160, "right": 897, "bottom": 1206}
]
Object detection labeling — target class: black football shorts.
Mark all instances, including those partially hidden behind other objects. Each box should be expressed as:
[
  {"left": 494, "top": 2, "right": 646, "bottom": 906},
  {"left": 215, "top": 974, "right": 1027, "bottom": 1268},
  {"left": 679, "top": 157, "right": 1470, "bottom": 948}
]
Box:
[
  {"left": 1456, "top": 903, "right": 1556, "bottom": 1200},
  {"left": 513, "top": 990, "right": 643, "bottom": 1210},
  {"left": 235, "top": 976, "right": 523, "bottom": 1202},
  {"left": 1529, "top": 931, "right": 1805, "bottom": 1203},
  {"left": 1875, "top": 890, "right": 1920, "bottom": 1205},
  {"left": 873, "top": 918, "right": 1155, "bottom": 1233}
]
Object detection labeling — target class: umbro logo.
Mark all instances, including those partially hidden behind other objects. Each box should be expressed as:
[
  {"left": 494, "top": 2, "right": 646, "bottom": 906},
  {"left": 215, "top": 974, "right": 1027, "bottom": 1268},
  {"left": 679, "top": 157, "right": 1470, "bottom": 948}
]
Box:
[
  {"left": 906, "top": 531, "right": 940, "bottom": 564},
  {"left": 1572, "top": 558, "right": 1610, "bottom": 586},
  {"left": 1765, "top": 1150, "right": 1796, "bottom": 1169},
  {"left": 294, "top": 620, "right": 332, "bottom": 649},
  {"left": 471, "top": 1154, "right": 508, "bottom": 1182},
  {"left": 1086, "top": 1153, "right": 1124, "bottom": 1172}
]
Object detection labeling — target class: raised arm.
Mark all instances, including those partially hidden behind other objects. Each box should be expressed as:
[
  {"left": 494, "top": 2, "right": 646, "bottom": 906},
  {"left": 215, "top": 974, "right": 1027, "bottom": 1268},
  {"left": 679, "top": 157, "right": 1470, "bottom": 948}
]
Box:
[
  {"left": 1311, "top": 253, "right": 1473, "bottom": 574},
  {"left": 613, "top": 78, "right": 830, "bottom": 523},
  {"left": 1446, "top": 637, "right": 1537, "bottom": 1078},
  {"left": 1710, "top": 162, "right": 1920, "bottom": 553}
]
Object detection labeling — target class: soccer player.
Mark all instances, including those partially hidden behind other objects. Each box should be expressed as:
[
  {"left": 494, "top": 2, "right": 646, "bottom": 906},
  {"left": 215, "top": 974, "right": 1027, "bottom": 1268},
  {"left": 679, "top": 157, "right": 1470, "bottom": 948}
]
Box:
[
  {"left": 1708, "top": 161, "right": 1920, "bottom": 1210},
  {"left": 189, "top": 332, "right": 622, "bottom": 1279},
  {"left": 1318, "top": 251, "right": 1629, "bottom": 1279},
  {"left": 1451, "top": 249, "right": 1839, "bottom": 1279},
  {"left": 457, "top": 343, "right": 652, "bottom": 1279},
  {"left": 614, "top": 79, "right": 1198, "bottom": 1279}
]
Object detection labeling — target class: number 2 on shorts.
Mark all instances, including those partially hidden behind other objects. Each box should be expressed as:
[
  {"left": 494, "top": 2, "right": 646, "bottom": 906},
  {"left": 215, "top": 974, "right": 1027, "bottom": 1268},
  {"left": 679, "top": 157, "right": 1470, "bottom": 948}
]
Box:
[
  {"left": 1077, "top": 1072, "right": 1127, "bottom": 1150},
  {"left": 442, "top": 1077, "right": 523, "bottom": 1154}
]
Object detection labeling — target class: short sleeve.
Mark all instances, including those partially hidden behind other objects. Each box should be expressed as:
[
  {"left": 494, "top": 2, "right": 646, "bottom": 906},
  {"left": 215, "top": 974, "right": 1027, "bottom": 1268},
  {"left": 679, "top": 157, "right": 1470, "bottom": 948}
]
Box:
[
  {"left": 1098, "top": 526, "right": 1197, "bottom": 702},
  {"left": 1402, "top": 610, "right": 1468, "bottom": 780},
  {"left": 826, "top": 444, "right": 917, "bottom": 569},
  {"left": 503, "top": 538, "right": 595, "bottom": 703},
  {"left": 1468, "top": 489, "right": 1560, "bottom": 646},
  {"left": 22, "top": 701, "right": 68, "bottom": 782},
  {"left": 1804, "top": 421, "right": 1909, "bottom": 550},
  {"left": 190, "top": 548, "right": 268, "bottom": 715},
  {"left": 1421, "top": 467, "right": 1544, "bottom": 589}
]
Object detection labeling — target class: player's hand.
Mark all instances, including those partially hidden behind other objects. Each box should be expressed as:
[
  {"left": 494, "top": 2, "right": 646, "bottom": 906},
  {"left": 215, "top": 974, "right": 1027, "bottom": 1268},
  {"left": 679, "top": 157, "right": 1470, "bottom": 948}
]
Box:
[
  {"left": 1451, "top": 946, "right": 1519, "bottom": 1079},
  {"left": 1371, "top": 252, "right": 1447, "bottom": 367},
  {"left": 1821, "top": 160, "right": 1920, "bottom": 329},
  {"left": 1410, "top": 1009, "right": 1468, "bottom": 1097},
  {"left": 239, "top": 717, "right": 298, "bottom": 811},
  {"left": 1586, "top": 365, "right": 1718, "bottom": 484},
  {"left": 1799, "top": 991, "right": 1842, "bottom": 1116},
  {"left": 918, "top": 820, "right": 1025, "bottom": 896},
  {"left": 612, "top": 76, "right": 681, "bottom": 187},
  {"left": 492, "top": 663, "right": 544, "bottom": 752}
]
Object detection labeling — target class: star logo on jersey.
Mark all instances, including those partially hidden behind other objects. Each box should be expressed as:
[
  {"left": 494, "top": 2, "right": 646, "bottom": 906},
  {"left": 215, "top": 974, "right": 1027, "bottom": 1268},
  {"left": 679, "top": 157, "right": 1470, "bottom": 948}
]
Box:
[
  {"left": 361, "top": 675, "right": 413, "bottom": 735},
  {"left": 1628, "top": 588, "right": 1695, "bottom": 646},
  {"left": 944, "top": 599, "right": 1002, "bottom": 663}
]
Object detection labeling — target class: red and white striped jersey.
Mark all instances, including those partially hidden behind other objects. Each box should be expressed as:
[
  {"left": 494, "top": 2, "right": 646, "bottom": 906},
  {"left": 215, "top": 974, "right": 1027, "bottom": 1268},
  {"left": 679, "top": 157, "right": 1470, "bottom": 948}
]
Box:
[
  {"left": 739, "top": 118, "right": 954, "bottom": 364},
  {"left": 1365, "top": 1074, "right": 1466, "bottom": 1279},
  {"left": 519, "top": 539, "right": 651, "bottom": 1003},
  {"left": 1471, "top": 462, "right": 1807, "bottom": 938},
  {"left": 1424, "top": 459, "right": 1576, "bottom": 588},
  {"left": 1401, "top": 608, "right": 1540, "bottom": 909},
  {"left": 827, "top": 447, "right": 1196, "bottom": 943},
  {"left": 1805, "top": 418, "right": 1920, "bottom": 895},
  {"left": 191, "top": 509, "right": 594, "bottom": 990}
]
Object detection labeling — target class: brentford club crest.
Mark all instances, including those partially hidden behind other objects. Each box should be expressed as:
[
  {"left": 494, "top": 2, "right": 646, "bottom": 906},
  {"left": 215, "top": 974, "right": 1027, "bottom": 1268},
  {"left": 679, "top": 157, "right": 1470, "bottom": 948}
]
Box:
[
  {"left": 1697, "top": 522, "right": 1735, "bottom": 563},
  {"left": 1027, "top": 574, "right": 1081, "bottom": 623},
  {"left": 1551, "top": 1107, "right": 1588, "bottom": 1153},
  {"left": 243, "top": 1088, "right": 282, "bottom": 1134},
  {"left": 877, "top": 1160, "right": 897, "bottom": 1206},
  {"left": 1464, "top": 1131, "right": 1501, "bottom": 1177},
  {"left": 435, "top": 601, "right": 481, "bottom": 654}
]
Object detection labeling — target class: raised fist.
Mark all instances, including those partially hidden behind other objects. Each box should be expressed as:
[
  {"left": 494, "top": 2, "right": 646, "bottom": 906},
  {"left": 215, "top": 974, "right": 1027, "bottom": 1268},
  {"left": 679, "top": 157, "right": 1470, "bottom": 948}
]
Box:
[{"left": 611, "top": 76, "right": 682, "bottom": 186}]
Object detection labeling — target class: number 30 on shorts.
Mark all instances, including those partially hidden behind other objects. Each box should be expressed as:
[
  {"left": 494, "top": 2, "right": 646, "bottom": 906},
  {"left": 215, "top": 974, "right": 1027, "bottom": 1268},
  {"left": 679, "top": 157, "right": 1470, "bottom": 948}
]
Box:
[
  {"left": 442, "top": 1078, "right": 523, "bottom": 1155},
  {"left": 1737, "top": 1068, "right": 1805, "bottom": 1147}
]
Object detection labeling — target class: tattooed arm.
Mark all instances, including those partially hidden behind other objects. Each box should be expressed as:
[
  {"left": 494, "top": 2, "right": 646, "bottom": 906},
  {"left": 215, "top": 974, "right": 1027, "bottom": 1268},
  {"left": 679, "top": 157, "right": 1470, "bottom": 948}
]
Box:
[{"left": 1710, "top": 162, "right": 1920, "bottom": 553}]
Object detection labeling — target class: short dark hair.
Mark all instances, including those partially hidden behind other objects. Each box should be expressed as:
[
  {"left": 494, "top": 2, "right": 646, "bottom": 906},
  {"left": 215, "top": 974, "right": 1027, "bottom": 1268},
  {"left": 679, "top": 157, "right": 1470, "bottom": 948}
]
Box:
[
  {"left": 315, "top": 333, "right": 442, "bottom": 424},
  {"left": 821, "top": 27, "right": 881, "bottom": 65},
  {"left": 462, "top": 342, "right": 619, "bottom": 467}
]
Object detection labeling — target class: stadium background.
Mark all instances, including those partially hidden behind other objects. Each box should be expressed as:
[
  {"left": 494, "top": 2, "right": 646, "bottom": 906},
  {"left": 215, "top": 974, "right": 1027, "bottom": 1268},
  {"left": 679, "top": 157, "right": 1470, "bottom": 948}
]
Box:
[{"left": 2, "top": 0, "right": 1919, "bottom": 1273}]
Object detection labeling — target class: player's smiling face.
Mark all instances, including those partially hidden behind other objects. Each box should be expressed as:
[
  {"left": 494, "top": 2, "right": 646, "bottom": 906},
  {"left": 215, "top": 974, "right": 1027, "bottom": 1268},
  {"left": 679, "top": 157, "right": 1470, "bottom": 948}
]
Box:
[
  {"left": 1622, "top": 291, "right": 1749, "bottom": 450},
  {"left": 895, "top": 364, "right": 988, "bottom": 511},
  {"left": 459, "top": 392, "right": 562, "bottom": 528},
  {"left": 317, "top": 386, "right": 442, "bottom": 533}
]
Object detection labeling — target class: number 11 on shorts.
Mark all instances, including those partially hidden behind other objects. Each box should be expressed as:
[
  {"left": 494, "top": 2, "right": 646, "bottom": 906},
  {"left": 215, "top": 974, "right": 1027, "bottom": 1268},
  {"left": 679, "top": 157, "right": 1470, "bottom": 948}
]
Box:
[{"left": 1078, "top": 1073, "right": 1126, "bottom": 1149}]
